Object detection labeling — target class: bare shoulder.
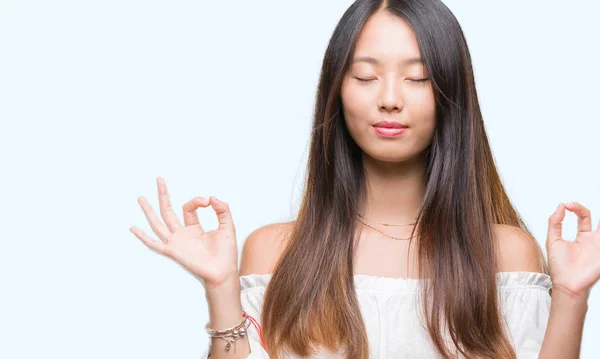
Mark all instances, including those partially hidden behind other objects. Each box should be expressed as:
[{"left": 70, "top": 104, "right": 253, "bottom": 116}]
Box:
[
  {"left": 493, "top": 223, "right": 545, "bottom": 273},
  {"left": 239, "top": 220, "right": 295, "bottom": 276}
]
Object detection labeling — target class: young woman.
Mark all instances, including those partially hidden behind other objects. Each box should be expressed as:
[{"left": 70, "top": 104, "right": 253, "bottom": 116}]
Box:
[{"left": 130, "top": 0, "right": 599, "bottom": 358}]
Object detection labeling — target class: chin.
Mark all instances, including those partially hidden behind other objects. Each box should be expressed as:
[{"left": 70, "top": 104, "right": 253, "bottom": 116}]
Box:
[
  {"left": 361, "top": 142, "right": 430, "bottom": 164},
  {"left": 364, "top": 151, "right": 416, "bottom": 164}
]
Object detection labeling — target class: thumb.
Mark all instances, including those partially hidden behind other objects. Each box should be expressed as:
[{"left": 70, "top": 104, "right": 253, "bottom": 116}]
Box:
[
  {"left": 546, "top": 202, "right": 566, "bottom": 249},
  {"left": 209, "top": 196, "right": 235, "bottom": 232}
]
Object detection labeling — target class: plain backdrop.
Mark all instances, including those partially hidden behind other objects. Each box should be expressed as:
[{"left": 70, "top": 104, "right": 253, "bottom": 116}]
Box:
[{"left": 1, "top": 0, "right": 599, "bottom": 358}]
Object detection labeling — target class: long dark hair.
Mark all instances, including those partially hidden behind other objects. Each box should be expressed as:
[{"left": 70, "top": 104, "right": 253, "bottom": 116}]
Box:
[{"left": 261, "top": 1, "right": 547, "bottom": 358}]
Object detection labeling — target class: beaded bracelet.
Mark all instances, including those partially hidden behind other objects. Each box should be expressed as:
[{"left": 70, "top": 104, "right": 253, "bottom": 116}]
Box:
[
  {"left": 206, "top": 312, "right": 251, "bottom": 355},
  {"left": 206, "top": 311, "right": 265, "bottom": 357},
  {"left": 205, "top": 311, "right": 249, "bottom": 336}
]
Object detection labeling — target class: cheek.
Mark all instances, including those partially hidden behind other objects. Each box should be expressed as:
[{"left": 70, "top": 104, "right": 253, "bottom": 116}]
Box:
[
  {"left": 406, "top": 85, "right": 435, "bottom": 110},
  {"left": 406, "top": 89, "right": 436, "bottom": 131},
  {"left": 341, "top": 84, "right": 371, "bottom": 129}
]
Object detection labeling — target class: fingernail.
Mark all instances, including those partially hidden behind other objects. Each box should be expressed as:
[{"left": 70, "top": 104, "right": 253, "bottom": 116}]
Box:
[
  {"left": 566, "top": 202, "right": 574, "bottom": 207},
  {"left": 554, "top": 203, "right": 562, "bottom": 215}
]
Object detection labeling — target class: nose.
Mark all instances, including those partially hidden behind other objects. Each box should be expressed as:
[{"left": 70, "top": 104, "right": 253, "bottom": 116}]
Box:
[{"left": 378, "top": 79, "right": 404, "bottom": 113}]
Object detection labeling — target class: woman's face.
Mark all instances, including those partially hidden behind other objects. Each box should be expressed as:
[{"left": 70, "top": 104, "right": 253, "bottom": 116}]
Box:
[{"left": 341, "top": 11, "right": 436, "bottom": 163}]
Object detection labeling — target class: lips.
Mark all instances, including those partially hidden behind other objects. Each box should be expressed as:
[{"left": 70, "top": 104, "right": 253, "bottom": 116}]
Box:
[{"left": 372, "top": 121, "right": 407, "bottom": 129}]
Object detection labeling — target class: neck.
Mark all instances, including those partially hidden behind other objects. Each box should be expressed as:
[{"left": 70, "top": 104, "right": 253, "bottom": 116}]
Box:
[{"left": 360, "top": 152, "right": 427, "bottom": 225}]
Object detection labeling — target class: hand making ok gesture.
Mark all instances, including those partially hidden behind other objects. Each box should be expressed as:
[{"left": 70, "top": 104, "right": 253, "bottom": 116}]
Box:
[
  {"left": 130, "top": 177, "right": 239, "bottom": 291},
  {"left": 546, "top": 202, "right": 600, "bottom": 298}
]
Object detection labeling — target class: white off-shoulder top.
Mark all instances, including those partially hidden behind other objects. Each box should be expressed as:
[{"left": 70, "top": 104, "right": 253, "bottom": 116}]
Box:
[{"left": 203, "top": 271, "right": 552, "bottom": 358}]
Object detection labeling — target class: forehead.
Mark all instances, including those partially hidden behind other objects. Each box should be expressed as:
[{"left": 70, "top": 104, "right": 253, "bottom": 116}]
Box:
[{"left": 352, "top": 11, "right": 422, "bottom": 65}]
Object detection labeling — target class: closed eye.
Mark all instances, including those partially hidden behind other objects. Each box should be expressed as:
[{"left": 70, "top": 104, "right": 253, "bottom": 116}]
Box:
[
  {"left": 354, "top": 77, "right": 376, "bottom": 83},
  {"left": 354, "top": 77, "right": 429, "bottom": 83}
]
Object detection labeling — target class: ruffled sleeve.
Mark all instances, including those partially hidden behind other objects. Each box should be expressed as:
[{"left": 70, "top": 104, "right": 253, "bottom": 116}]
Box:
[
  {"left": 498, "top": 272, "right": 552, "bottom": 359},
  {"left": 201, "top": 274, "right": 271, "bottom": 358}
]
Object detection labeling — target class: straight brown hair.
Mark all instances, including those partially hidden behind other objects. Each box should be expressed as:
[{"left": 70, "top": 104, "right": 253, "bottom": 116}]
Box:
[{"left": 261, "top": 0, "right": 547, "bottom": 358}]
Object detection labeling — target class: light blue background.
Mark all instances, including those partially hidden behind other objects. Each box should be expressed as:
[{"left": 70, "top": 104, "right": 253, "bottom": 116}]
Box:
[{"left": 1, "top": 0, "right": 598, "bottom": 358}]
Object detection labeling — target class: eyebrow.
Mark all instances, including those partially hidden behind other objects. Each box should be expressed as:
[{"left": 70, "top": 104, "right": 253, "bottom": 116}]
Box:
[{"left": 351, "top": 56, "right": 423, "bottom": 66}]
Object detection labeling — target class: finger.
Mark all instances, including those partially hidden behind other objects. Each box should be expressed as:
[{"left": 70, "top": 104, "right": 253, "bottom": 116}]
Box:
[
  {"left": 138, "top": 196, "right": 171, "bottom": 242},
  {"left": 564, "top": 201, "right": 593, "bottom": 232},
  {"left": 209, "top": 196, "right": 235, "bottom": 232},
  {"left": 130, "top": 226, "right": 169, "bottom": 256},
  {"left": 546, "top": 202, "right": 566, "bottom": 249},
  {"left": 182, "top": 196, "right": 210, "bottom": 228},
  {"left": 157, "top": 177, "right": 183, "bottom": 232}
]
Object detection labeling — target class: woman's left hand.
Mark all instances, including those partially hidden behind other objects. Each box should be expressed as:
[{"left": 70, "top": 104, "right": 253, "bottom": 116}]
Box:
[{"left": 546, "top": 201, "right": 600, "bottom": 298}]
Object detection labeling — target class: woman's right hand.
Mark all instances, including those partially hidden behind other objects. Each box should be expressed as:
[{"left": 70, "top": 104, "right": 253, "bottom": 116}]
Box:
[{"left": 130, "top": 177, "right": 239, "bottom": 291}]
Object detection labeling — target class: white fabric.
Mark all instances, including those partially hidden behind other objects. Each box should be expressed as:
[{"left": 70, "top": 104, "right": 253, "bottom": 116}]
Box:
[{"left": 202, "top": 271, "right": 552, "bottom": 358}]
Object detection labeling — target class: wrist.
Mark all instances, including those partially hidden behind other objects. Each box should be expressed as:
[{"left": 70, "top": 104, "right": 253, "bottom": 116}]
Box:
[
  {"left": 205, "top": 272, "right": 243, "bottom": 329},
  {"left": 552, "top": 282, "right": 591, "bottom": 302},
  {"left": 205, "top": 268, "right": 240, "bottom": 293},
  {"left": 551, "top": 283, "right": 590, "bottom": 314}
]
